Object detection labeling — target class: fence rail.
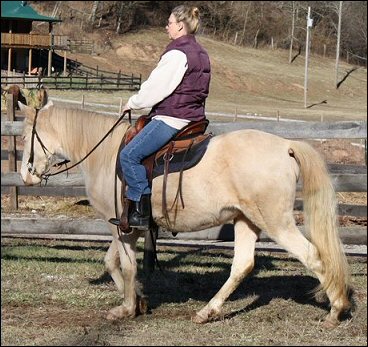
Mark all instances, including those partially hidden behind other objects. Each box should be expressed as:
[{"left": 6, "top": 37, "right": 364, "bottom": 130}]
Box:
[
  {"left": 1, "top": 74, "right": 141, "bottom": 91},
  {"left": 68, "top": 39, "right": 94, "bottom": 54},
  {"left": 1, "top": 217, "right": 365, "bottom": 245},
  {"left": 1, "top": 104, "right": 367, "bottom": 245},
  {"left": 2, "top": 119, "right": 367, "bottom": 138}
]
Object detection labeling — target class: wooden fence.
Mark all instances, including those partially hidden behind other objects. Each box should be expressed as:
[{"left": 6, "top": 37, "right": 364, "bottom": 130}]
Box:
[
  {"left": 1, "top": 73, "right": 141, "bottom": 91},
  {"left": 1, "top": 100, "right": 367, "bottom": 244},
  {"left": 68, "top": 39, "right": 94, "bottom": 54}
]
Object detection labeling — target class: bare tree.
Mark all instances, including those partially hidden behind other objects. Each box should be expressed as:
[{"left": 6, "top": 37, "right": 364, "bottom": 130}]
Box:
[
  {"left": 335, "top": 1, "right": 343, "bottom": 88},
  {"left": 90, "top": 1, "right": 99, "bottom": 26},
  {"left": 289, "top": 1, "right": 296, "bottom": 63}
]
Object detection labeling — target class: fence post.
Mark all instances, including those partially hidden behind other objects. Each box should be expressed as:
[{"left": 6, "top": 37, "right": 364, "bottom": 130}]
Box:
[
  {"left": 119, "top": 97, "right": 123, "bottom": 114},
  {"left": 117, "top": 70, "right": 121, "bottom": 89},
  {"left": 233, "top": 107, "right": 238, "bottom": 122},
  {"left": 6, "top": 94, "right": 18, "bottom": 209},
  {"left": 86, "top": 72, "right": 88, "bottom": 89}
]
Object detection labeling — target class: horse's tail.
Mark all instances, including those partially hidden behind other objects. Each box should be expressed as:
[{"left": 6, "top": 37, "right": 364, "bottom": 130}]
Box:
[{"left": 289, "top": 141, "right": 350, "bottom": 305}]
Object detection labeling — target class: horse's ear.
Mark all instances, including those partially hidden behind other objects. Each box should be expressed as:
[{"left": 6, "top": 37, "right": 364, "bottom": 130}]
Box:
[
  {"left": 42, "top": 99, "right": 54, "bottom": 110},
  {"left": 20, "top": 88, "right": 30, "bottom": 98}
]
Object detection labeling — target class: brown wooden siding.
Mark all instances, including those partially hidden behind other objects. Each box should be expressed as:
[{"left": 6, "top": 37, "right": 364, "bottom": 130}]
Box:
[{"left": 1, "top": 33, "right": 68, "bottom": 49}]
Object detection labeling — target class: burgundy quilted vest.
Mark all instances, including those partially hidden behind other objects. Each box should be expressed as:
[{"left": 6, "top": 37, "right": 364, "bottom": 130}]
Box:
[{"left": 149, "top": 35, "right": 211, "bottom": 121}]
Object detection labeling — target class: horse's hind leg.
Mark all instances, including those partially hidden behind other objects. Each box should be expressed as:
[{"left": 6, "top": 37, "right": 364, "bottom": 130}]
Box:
[
  {"left": 267, "top": 219, "right": 323, "bottom": 272},
  {"left": 266, "top": 221, "right": 340, "bottom": 326},
  {"left": 192, "top": 216, "right": 259, "bottom": 324}
]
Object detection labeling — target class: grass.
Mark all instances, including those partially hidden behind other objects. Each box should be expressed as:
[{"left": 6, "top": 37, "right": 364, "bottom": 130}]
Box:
[{"left": 1, "top": 237, "right": 367, "bottom": 346}]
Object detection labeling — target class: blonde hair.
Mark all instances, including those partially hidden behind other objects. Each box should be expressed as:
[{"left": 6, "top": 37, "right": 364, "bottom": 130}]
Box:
[{"left": 171, "top": 5, "right": 200, "bottom": 34}]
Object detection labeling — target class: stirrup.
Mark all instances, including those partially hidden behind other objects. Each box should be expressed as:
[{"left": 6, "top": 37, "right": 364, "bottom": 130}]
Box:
[
  {"left": 108, "top": 218, "right": 133, "bottom": 234},
  {"left": 108, "top": 218, "right": 120, "bottom": 226}
]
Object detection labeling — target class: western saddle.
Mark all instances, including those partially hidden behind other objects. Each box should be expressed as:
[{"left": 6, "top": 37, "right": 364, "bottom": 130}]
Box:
[{"left": 113, "top": 115, "right": 212, "bottom": 234}]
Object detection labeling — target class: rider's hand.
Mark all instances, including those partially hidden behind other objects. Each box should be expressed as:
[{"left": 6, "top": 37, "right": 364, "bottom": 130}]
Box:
[{"left": 122, "top": 103, "right": 131, "bottom": 114}]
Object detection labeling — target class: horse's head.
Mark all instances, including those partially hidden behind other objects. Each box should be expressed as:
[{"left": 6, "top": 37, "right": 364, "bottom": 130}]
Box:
[
  {"left": 20, "top": 87, "right": 48, "bottom": 109},
  {"left": 19, "top": 100, "right": 65, "bottom": 185}
]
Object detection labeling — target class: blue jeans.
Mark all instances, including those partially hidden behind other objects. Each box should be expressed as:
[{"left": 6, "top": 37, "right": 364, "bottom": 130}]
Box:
[{"left": 120, "top": 119, "right": 179, "bottom": 201}]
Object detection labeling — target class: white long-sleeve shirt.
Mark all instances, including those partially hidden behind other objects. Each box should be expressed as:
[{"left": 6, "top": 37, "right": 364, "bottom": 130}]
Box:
[{"left": 127, "top": 50, "right": 190, "bottom": 130}]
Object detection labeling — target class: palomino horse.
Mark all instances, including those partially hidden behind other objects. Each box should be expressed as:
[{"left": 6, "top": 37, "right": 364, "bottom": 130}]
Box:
[{"left": 18, "top": 100, "right": 351, "bottom": 328}]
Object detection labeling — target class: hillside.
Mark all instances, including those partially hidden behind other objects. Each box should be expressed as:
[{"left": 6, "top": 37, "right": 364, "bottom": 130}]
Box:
[
  {"left": 54, "top": 27, "right": 367, "bottom": 122},
  {"left": 25, "top": 0, "right": 367, "bottom": 122}
]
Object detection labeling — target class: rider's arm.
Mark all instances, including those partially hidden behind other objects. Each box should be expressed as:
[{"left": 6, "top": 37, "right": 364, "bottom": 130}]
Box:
[{"left": 126, "top": 50, "right": 187, "bottom": 110}]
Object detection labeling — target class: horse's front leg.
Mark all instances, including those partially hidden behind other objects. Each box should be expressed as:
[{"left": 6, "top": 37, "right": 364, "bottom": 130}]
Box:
[
  {"left": 106, "top": 230, "right": 143, "bottom": 320},
  {"left": 193, "top": 217, "right": 259, "bottom": 323},
  {"left": 104, "top": 238, "right": 125, "bottom": 294}
]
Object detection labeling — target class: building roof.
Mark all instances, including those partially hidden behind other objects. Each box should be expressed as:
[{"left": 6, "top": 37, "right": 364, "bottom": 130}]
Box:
[{"left": 1, "top": 1, "right": 62, "bottom": 22}]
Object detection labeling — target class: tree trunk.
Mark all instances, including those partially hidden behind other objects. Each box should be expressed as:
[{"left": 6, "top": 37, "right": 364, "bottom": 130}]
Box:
[{"left": 90, "top": 1, "right": 99, "bottom": 25}]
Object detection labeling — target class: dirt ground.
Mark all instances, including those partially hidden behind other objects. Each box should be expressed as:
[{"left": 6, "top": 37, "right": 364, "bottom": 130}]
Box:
[{"left": 1, "top": 238, "right": 367, "bottom": 346}]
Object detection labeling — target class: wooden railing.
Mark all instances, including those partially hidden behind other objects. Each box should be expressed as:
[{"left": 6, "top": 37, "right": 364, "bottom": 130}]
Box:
[
  {"left": 1, "top": 95, "right": 366, "bottom": 242},
  {"left": 1, "top": 33, "right": 68, "bottom": 49},
  {"left": 1, "top": 74, "right": 141, "bottom": 91}
]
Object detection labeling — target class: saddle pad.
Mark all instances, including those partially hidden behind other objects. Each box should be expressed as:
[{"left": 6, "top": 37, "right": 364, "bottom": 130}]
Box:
[{"left": 152, "top": 135, "right": 212, "bottom": 179}]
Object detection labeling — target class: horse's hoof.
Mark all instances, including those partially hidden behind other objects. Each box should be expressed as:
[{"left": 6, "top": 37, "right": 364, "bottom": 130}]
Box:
[
  {"left": 106, "top": 305, "right": 135, "bottom": 320},
  {"left": 322, "top": 317, "right": 340, "bottom": 329},
  {"left": 137, "top": 296, "right": 149, "bottom": 315},
  {"left": 106, "top": 307, "right": 122, "bottom": 321},
  {"left": 191, "top": 312, "right": 208, "bottom": 324}
]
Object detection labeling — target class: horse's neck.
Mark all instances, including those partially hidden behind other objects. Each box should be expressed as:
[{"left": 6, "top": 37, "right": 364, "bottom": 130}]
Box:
[{"left": 53, "top": 109, "right": 126, "bottom": 177}]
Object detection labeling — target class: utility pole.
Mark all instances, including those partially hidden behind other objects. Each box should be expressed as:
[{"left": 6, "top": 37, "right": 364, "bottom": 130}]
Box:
[
  {"left": 335, "top": 1, "right": 343, "bottom": 88},
  {"left": 304, "top": 6, "right": 313, "bottom": 108}
]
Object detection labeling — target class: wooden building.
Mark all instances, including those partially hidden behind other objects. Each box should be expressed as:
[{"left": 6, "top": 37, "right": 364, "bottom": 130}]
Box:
[{"left": 1, "top": 1, "right": 68, "bottom": 76}]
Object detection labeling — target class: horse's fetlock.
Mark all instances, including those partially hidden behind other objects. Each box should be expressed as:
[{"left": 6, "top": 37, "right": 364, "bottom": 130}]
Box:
[
  {"left": 322, "top": 314, "right": 340, "bottom": 329},
  {"left": 208, "top": 307, "right": 221, "bottom": 319},
  {"left": 106, "top": 304, "right": 137, "bottom": 321}
]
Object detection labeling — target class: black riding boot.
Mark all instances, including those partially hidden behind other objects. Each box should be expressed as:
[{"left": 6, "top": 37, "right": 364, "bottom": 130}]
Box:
[{"left": 128, "top": 194, "right": 151, "bottom": 229}]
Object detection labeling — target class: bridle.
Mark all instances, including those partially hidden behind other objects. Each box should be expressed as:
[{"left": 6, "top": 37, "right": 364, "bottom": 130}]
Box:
[
  {"left": 26, "top": 108, "right": 67, "bottom": 179},
  {"left": 26, "top": 108, "right": 132, "bottom": 183}
]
